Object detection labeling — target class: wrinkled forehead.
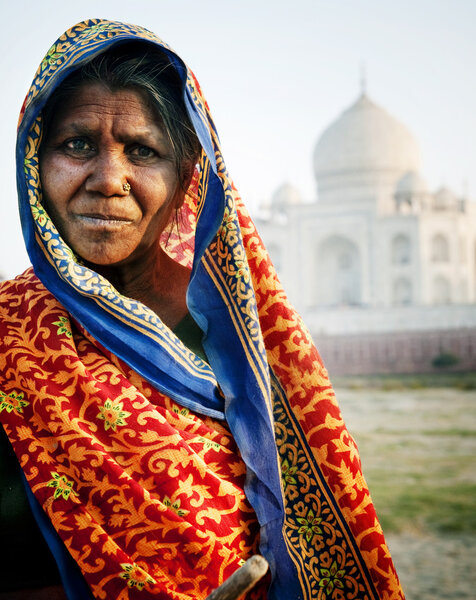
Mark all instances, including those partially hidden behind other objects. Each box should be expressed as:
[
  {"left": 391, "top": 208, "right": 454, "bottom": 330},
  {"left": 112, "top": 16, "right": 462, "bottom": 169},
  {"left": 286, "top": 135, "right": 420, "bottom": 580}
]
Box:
[
  {"left": 40, "top": 68, "right": 171, "bottom": 141},
  {"left": 42, "top": 82, "right": 170, "bottom": 145},
  {"left": 19, "top": 20, "right": 186, "bottom": 135}
]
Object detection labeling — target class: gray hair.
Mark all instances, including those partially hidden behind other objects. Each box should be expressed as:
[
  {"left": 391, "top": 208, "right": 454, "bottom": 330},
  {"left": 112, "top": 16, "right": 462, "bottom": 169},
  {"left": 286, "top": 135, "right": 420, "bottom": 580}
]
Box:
[{"left": 41, "top": 43, "right": 201, "bottom": 189}]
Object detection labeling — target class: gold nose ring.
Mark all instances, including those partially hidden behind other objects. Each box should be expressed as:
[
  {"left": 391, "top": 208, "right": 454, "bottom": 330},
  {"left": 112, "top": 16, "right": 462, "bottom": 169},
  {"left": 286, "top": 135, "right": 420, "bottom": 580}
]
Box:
[{"left": 123, "top": 182, "right": 131, "bottom": 193}]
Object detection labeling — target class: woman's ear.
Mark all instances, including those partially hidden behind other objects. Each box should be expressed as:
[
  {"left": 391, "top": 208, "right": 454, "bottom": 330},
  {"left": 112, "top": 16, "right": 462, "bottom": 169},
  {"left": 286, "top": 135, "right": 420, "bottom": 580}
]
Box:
[
  {"left": 173, "top": 188, "right": 187, "bottom": 210},
  {"left": 180, "top": 160, "right": 198, "bottom": 193}
]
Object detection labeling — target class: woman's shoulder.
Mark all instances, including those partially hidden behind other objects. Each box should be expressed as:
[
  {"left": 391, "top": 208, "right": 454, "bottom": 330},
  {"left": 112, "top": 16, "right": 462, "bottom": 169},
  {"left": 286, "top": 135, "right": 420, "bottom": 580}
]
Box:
[
  {"left": 0, "top": 267, "right": 40, "bottom": 293},
  {"left": 0, "top": 268, "right": 64, "bottom": 346},
  {"left": 0, "top": 268, "right": 53, "bottom": 311}
]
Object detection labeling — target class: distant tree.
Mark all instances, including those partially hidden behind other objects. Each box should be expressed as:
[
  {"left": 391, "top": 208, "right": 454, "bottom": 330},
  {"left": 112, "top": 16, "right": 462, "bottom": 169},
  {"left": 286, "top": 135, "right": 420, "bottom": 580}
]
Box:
[{"left": 432, "top": 352, "right": 460, "bottom": 369}]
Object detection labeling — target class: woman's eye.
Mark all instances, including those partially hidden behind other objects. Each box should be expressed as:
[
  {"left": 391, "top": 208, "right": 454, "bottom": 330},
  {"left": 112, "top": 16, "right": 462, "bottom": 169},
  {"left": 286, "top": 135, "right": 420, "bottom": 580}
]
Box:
[
  {"left": 65, "top": 138, "right": 93, "bottom": 153},
  {"left": 129, "top": 145, "right": 156, "bottom": 159}
]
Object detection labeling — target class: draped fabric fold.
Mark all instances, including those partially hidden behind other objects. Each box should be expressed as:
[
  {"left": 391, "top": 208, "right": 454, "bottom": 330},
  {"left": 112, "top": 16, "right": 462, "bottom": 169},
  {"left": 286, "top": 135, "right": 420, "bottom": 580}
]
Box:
[{"left": 1, "top": 19, "right": 404, "bottom": 600}]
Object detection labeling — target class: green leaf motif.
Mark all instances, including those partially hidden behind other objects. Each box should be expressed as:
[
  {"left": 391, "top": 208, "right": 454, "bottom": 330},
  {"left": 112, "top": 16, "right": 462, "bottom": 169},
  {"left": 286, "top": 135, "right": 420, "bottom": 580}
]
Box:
[
  {"left": 296, "top": 507, "right": 323, "bottom": 541},
  {"left": 46, "top": 472, "right": 79, "bottom": 501},
  {"left": 97, "top": 399, "right": 131, "bottom": 431},
  {"left": 52, "top": 316, "right": 73, "bottom": 338},
  {"left": 281, "top": 458, "right": 298, "bottom": 487},
  {"left": 196, "top": 436, "right": 221, "bottom": 452},
  {"left": 163, "top": 496, "right": 189, "bottom": 517},
  {"left": 318, "top": 561, "right": 345, "bottom": 593},
  {"left": 0, "top": 390, "right": 29, "bottom": 415},
  {"left": 119, "top": 562, "right": 156, "bottom": 590}
]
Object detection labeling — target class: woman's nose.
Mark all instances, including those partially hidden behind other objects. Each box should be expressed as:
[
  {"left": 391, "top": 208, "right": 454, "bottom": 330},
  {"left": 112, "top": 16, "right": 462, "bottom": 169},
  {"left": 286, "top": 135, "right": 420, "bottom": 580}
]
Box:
[{"left": 85, "top": 151, "right": 129, "bottom": 197}]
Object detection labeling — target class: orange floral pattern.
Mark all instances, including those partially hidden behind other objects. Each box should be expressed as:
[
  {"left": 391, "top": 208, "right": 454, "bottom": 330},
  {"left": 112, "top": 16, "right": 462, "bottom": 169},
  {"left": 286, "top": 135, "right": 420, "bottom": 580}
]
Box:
[{"left": 0, "top": 271, "right": 263, "bottom": 600}]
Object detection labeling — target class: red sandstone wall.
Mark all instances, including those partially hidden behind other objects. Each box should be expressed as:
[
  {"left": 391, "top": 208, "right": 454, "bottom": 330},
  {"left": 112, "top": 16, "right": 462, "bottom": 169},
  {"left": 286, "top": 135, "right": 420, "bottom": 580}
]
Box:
[{"left": 315, "top": 328, "right": 476, "bottom": 376}]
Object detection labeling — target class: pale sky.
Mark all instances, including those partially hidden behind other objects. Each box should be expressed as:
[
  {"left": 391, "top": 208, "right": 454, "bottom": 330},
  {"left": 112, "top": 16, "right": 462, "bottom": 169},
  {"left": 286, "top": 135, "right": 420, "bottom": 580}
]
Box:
[{"left": 1, "top": 0, "right": 475, "bottom": 278}]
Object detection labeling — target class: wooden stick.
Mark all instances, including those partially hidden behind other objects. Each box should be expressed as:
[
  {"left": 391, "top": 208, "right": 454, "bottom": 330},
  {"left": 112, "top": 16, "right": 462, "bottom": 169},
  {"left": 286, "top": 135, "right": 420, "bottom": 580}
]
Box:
[{"left": 205, "top": 555, "right": 269, "bottom": 600}]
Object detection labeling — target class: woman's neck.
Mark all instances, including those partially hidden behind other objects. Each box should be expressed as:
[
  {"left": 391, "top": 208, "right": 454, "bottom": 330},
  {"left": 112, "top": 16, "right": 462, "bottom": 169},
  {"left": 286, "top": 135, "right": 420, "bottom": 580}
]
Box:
[{"left": 90, "top": 246, "right": 191, "bottom": 329}]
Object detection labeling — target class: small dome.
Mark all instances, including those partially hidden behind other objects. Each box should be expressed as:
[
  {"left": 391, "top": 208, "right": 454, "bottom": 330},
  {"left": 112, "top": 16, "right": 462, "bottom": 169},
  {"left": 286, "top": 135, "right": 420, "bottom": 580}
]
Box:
[
  {"left": 314, "top": 94, "right": 421, "bottom": 181},
  {"left": 433, "top": 186, "right": 457, "bottom": 209},
  {"left": 271, "top": 183, "right": 303, "bottom": 211},
  {"left": 395, "top": 171, "right": 428, "bottom": 196}
]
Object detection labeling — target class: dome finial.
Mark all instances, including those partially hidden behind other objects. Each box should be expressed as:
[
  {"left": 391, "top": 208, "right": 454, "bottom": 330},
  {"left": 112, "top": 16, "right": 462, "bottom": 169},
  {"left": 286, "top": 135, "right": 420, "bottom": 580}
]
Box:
[{"left": 360, "top": 61, "right": 367, "bottom": 97}]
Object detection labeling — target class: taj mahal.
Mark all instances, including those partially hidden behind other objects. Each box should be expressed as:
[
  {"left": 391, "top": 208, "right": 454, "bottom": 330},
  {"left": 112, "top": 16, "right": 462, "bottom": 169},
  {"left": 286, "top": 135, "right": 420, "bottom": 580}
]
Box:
[{"left": 256, "top": 90, "right": 476, "bottom": 373}]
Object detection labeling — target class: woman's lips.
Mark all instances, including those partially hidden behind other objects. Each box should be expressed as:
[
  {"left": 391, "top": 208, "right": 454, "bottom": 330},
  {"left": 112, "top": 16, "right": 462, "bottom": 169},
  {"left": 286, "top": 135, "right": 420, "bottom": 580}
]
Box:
[{"left": 75, "top": 214, "right": 134, "bottom": 229}]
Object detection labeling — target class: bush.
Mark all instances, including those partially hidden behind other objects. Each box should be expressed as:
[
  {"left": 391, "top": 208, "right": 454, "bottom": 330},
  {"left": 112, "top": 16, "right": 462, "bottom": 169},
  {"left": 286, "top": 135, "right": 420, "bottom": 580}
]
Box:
[{"left": 432, "top": 352, "right": 460, "bottom": 369}]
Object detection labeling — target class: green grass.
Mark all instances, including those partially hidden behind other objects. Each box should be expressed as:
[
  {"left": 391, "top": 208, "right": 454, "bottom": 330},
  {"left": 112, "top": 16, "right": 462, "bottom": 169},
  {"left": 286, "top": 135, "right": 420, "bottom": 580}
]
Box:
[
  {"left": 333, "top": 371, "right": 476, "bottom": 390},
  {"left": 355, "top": 430, "right": 476, "bottom": 536},
  {"left": 420, "top": 429, "right": 476, "bottom": 438},
  {"left": 368, "top": 482, "right": 476, "bottom": 534},
  {"left": 370, "top": 428, "right": 476, "bottom": 438},
  {"left": 337, "top": 385, "right": 476, "bottom": 539}
]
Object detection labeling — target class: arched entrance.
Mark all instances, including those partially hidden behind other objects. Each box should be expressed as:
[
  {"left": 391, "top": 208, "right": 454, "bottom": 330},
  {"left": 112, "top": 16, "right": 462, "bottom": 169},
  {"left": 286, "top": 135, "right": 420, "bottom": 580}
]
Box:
[{"left": 316, "top": 236, "right": 361, "bottom": 306}]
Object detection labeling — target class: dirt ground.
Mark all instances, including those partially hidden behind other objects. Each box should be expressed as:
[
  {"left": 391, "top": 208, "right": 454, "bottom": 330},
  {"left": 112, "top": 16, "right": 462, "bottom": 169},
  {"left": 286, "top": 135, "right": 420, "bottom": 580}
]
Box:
[
  {"left": 386, "top": 532, "right": 476, "bottom": 600},
  {"left": 334, "top": 385, "right": 476, "bottom": 600}
]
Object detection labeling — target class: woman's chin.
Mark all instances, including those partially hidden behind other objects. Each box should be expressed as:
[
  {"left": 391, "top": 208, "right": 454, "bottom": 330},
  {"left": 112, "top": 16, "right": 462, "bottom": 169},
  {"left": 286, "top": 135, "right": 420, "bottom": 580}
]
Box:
[
  {"left": 79, "top": 246, "right": 157, "bottom": 274},
  {"left": 74, "top": 246, "right": 138, "bottom": 269}
]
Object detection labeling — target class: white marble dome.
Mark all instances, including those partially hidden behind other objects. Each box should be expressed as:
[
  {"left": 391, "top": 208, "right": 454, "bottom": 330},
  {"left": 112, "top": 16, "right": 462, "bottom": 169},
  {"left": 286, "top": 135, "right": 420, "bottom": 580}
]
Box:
[
  {"left": 271, "top": 183, "right": 303, "bottom": 211},
  {"left": 395, "top": 171, "right": 428, "bottom": 196},
  {"left": 314, "top": 94, "right": 421, "bottom": 181}
]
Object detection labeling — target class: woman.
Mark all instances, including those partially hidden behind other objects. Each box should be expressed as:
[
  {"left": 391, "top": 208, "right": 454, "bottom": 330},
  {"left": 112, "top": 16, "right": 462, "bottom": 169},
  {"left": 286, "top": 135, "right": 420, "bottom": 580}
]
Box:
[{"left": 0, "top": 19, "right": 404, "bottom": 600}]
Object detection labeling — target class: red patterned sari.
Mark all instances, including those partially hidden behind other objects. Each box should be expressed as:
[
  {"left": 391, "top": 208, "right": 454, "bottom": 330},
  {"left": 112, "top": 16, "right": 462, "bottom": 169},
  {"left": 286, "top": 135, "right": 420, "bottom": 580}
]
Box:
[{"left": 0, "top": 19, "right": 404, "bottom": 600}]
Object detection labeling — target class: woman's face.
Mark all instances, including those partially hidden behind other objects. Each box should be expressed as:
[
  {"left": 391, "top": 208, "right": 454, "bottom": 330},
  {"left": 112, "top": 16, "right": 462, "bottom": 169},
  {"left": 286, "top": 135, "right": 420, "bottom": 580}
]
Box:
[{"left": 40, "top": 82, "right": 181, "bottom": 267}]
